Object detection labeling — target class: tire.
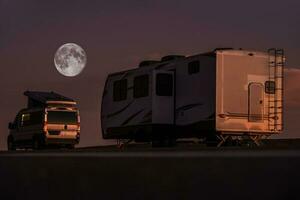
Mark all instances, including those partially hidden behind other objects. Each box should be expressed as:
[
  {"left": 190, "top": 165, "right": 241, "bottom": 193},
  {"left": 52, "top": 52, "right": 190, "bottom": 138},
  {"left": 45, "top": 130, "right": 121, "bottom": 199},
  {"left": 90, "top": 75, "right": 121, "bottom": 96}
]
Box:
[
  {"left": 7, "top": 137, "right": 16, "bottom": 151},
  {"left": 67, "top": 144, "right": 75, "bottom": 149},
  {"left": 205, "top": 136, "right": 219, "bottom": 147},
  {"left": 152, "top": 138, "right": 169, "bottom": 147},
  {"left": 32, "top": 137, "right": 41, "bottom": 150},
  {"left": 167, "top": 137, "right": 177, "bottom": 147}
]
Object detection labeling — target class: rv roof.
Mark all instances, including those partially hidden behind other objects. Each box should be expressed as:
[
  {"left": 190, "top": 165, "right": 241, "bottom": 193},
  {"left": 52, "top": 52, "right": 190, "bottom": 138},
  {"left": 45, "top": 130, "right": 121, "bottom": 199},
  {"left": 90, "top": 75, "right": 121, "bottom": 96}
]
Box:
[
  {"left": 215, "top": 49, "right": 269, "bottom": 58},
  {"left": 107, "top": 49, "right": 269, "bottom": 77}
]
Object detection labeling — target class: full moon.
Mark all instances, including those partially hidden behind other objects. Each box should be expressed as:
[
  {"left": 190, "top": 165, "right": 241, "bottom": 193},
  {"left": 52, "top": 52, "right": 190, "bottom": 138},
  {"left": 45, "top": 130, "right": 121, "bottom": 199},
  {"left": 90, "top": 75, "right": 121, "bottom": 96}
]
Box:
[{"left": 54, "top": 43, "right": 87, "bottom": 77}]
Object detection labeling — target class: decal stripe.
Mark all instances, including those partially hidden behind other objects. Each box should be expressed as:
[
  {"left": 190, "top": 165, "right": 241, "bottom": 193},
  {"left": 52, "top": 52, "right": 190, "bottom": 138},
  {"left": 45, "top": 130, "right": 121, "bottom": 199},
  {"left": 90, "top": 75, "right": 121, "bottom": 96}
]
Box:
[
  {"left": 107, "top": 101, "right": 134, "bottom": 118},
  {"left": 176, "top": 103, "right": 203, "bottom": 113},
  {"left": 142, "top": 110, "right": 152, "bottom": 120},
  {"left": 140, "top": 110, "right": 152, "bottom": 124},
  {"left": 121, "top": 109, "right": 144, "bottom": 126}
]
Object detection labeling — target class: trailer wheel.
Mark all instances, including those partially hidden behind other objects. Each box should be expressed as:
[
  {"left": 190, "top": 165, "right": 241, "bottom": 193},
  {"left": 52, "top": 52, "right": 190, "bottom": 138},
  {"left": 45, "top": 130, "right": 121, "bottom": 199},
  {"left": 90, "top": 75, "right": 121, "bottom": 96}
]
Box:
[
  {"left": 205, "top": 134, "right": 219, "bottom": 147},
  {"left": 7, "top": 137, "right": 16, "bottom": 151},
  {"left": 152, "top": 138, "right": 168, "bottom": 147},
  {"left": 167, "top": 137, "right": 177, "bottom": 147}
]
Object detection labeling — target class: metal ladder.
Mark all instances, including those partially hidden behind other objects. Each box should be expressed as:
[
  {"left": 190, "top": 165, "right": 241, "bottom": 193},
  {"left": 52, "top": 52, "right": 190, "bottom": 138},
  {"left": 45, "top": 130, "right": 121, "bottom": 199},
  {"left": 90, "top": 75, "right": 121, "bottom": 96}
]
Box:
[{"left": 267, "top": 49, "right": 284, "bottom": 132}]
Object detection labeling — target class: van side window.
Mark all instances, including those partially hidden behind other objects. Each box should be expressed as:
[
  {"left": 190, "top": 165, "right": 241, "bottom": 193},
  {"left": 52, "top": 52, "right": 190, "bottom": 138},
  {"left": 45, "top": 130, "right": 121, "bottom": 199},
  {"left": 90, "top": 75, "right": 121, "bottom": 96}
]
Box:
[
  {"left": 265, "top": 81, "right": 275, "bottom": 94},
  {"left": 21, "top": 111, "right": 44, "bottom": 126},
  {"left": 188, "top": 61, "right": 200, "bottom": 74},
  {"left": 113, "top": 79, "right": 127, "bottom": 101},
  {"left": 134, "top": 75, "right": 149, "bottom": 98},
  {"left": 156, "top": 73, "right": 173, "bottom": 96},
  {"left": 21, "top": 113, "right": 31, "bottom": 126}
]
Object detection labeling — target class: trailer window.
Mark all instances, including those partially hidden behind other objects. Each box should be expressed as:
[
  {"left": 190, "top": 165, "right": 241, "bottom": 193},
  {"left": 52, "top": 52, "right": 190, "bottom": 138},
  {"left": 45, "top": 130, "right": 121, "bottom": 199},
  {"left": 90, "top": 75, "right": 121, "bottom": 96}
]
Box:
[
  {"left": 188, "top": 61, "right": 200, "bottom": 74},
  {"left": 113, "top": 79, "right": 127, "bottom": 101},
  {"left": 156, "top": 73, "right": 173, "bottom": 96},
  {"left": 134, "top": 75, "right": 149, "bottom": 98},
  {"left": 265, "top": 81, "right": 275, "bottom": 94}
]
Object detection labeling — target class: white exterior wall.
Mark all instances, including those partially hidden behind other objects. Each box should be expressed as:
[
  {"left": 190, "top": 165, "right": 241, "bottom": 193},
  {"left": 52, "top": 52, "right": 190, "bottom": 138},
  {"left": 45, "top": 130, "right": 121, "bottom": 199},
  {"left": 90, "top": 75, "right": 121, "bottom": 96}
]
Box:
[
  {"left": 215, "top": 50, "right": 283, "bottom": 134},
  {"left": 101, "top": 68, "right": 153, "bottom": 136}
]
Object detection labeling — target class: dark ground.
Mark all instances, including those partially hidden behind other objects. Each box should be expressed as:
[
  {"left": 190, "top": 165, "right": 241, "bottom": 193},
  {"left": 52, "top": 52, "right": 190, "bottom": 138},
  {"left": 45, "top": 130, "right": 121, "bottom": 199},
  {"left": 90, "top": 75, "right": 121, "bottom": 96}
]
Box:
[{"left": 0, "top": 140, "right": 299, "bottom": 200}]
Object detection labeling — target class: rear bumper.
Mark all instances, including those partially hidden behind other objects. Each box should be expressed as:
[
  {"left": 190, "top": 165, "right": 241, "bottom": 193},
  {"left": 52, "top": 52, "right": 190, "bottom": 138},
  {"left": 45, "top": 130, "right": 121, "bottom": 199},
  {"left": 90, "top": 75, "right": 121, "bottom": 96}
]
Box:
[{"left": 45, "top": 137, "right": 79, "bottom": 145}]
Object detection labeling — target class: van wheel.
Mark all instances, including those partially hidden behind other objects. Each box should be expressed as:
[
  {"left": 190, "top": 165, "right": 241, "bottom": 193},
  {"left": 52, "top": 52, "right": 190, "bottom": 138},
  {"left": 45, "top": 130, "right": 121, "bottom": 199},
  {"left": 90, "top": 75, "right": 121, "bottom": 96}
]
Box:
[
  {"left": 32, "top": 137, "right": 41, "bottom": 150},
  {"left": 67, "top": 144, "right": 75, "bottom": 149},
  {"left": 7, "top": 137, "right": 16, "bottom": 151}
]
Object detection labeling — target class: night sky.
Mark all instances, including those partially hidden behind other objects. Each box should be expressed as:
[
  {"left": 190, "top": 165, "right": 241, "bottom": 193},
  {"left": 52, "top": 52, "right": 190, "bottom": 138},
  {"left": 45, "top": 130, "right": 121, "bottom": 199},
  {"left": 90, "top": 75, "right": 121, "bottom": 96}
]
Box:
[{"left": 0, "top": 0, "right": 299, "bottom": 149}]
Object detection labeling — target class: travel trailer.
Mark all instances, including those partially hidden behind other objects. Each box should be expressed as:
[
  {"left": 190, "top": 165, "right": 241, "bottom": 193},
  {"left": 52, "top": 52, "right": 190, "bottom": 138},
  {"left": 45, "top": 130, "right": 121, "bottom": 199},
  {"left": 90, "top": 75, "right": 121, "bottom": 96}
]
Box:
[
  {"left": 7, "top": 91, "right": 80, "bottom": 150},
  {"left": 101, "top": 48, "right": 284, "bottom": 146}
]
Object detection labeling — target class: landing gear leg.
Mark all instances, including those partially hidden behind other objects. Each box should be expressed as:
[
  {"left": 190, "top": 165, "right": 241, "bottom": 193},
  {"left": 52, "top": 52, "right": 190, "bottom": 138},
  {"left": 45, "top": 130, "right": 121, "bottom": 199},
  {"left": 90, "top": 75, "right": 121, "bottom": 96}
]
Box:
[
  {"left": 216, "top": 135, "right": 230, "bottom": 147},
  {"left": 117, "top": 139, "right": 133, "bottom": 149},
  {"left": 249, "top": 135, "right": 263, "bottom": 147}
]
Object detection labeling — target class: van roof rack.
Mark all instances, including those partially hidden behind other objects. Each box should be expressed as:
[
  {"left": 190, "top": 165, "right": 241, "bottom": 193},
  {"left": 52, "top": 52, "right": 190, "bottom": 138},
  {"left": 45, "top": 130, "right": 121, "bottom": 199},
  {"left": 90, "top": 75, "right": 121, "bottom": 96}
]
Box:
[{"left": 24, "top": 91, "right": 75, "bottom": 108}]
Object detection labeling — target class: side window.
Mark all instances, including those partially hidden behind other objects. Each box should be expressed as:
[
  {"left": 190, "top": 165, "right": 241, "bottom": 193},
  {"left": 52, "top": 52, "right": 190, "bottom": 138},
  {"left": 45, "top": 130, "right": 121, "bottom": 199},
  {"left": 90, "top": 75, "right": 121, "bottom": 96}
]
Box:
[
  {"left": 21, "top": 113, "right": 31, "bottom": 126},
  {"left": 188, "top": 61, "right": 200, "bottom": 74},
  {"left": 156, "top": 73, "right": 173, "bottom": 96},
  {"left": 113, "top": 79, "right": 127, "bottom": 101},
  {"left": 265, "top": 81, "right": 275, "bottom": 94},
  {"left": 134, "top": 75, "right": 149, "bottom": 98}
]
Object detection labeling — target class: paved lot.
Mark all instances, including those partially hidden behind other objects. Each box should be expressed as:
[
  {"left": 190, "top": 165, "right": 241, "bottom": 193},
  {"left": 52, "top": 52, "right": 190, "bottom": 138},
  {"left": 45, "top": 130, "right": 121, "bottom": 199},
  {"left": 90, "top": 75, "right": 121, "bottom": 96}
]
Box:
[{"left": 0, "top": 147, "right": 299, "bottom": 200}]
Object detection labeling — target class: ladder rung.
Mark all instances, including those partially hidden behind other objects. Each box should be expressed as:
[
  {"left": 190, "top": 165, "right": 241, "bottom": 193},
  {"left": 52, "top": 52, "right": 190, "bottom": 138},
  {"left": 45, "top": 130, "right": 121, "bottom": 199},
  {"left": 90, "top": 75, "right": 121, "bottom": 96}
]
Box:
[
  {"left": 269, "top": 64, "right": 284, "bottom": 66},
  {"left": 269, "top": 76, "right": 283, "bottom": 79}
]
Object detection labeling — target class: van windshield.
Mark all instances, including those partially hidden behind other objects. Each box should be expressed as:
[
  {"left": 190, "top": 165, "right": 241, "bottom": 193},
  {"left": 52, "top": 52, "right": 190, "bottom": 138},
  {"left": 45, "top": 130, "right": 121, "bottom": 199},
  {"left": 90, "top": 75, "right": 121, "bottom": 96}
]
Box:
[{"left": 47, "top": 111, "right": 78, "bottom": 124}]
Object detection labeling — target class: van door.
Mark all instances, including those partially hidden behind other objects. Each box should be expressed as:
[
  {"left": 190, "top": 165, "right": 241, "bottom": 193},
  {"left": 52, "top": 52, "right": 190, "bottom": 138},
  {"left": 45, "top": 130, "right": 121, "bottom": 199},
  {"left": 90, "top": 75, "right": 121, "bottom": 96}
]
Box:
[
  {"left": 152, "top": 70, "right": 175, "bottom": 124},
  {"left": 248, "top": 83, "right": 264, "bottom": 122}
]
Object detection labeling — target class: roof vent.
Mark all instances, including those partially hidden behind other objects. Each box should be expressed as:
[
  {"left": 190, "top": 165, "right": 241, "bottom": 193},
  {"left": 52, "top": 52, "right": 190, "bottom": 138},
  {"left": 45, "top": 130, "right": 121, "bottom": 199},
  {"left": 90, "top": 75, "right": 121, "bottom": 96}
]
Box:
[
  {"left": 214, "top": 48, "right": 234, "bottom": 52},
  {"left": 161, "top": 55, "right": 185, "bottom": 62},
  {"left": 139, "top": 60, "right": 160, "bottom": 67}
]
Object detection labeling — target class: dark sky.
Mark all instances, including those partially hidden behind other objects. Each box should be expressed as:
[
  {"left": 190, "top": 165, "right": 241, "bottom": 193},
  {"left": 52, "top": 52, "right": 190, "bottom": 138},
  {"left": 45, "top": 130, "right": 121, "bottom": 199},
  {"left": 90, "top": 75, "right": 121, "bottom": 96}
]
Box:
[{"left": 0, "top": 0, "right": 300, "bottom": 149}]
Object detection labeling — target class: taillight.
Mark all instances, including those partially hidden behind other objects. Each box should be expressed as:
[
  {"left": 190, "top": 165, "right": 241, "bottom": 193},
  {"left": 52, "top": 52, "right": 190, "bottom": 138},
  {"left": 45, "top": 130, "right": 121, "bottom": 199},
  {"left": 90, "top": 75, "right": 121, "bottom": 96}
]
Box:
[
  {"left": 77, "top": 121, "right": 80, "bottom": 131},
  {"left": 43, "top": 122, "right": 48, "bottom": 132}
]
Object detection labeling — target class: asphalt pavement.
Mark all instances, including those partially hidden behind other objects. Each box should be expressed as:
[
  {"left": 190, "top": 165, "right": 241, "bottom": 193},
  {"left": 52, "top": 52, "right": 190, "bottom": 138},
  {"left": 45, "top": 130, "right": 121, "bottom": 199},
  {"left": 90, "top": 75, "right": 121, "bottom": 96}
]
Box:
[{"left": 0, "top": 146, "right": 299, "bottom": 200}]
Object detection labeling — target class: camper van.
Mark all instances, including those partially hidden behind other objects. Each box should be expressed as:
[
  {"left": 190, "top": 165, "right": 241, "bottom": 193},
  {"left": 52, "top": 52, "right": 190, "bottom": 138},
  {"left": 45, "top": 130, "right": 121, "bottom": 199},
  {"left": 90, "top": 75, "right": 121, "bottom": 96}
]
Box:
[
  {"left": 7, "top": 91, "right": 80, "bottom": 150},
  {"left": 101, "top": 48, "right": 284, "bottom": 146}
]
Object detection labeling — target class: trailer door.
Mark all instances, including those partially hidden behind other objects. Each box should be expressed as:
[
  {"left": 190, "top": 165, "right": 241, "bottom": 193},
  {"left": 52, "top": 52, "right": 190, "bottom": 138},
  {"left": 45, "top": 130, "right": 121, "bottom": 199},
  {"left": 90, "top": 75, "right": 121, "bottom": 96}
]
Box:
[
  {"left": 152, "top": 70, "right": 175, "bottom": 124},
  {"left": 248, "top": 83, "right": 264, "bottom": 122}
]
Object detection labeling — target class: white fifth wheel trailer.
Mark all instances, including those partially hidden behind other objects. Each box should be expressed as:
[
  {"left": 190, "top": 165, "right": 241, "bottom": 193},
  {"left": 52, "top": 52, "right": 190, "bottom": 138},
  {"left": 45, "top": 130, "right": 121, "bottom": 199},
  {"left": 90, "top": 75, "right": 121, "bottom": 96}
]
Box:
[{"left": 101, "top": 48, "right": 284, "bottom": 146}]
